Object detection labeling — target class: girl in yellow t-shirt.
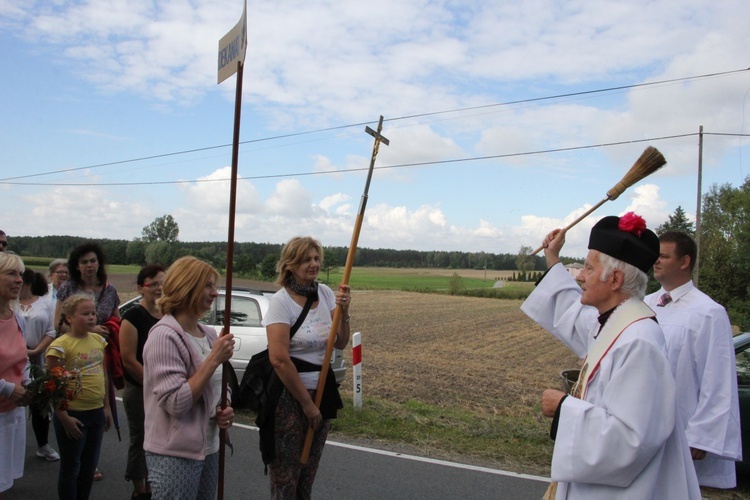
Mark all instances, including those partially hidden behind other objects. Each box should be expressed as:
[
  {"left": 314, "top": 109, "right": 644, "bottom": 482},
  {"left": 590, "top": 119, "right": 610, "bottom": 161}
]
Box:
[{"left": 46, "top": 294, "right": 111, "bottom": 500}]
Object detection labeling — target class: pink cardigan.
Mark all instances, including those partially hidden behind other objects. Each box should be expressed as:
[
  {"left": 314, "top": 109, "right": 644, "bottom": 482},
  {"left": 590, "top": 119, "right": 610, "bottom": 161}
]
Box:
[{"left": 142, "top": 315, "right": 217, "bottom": 460}]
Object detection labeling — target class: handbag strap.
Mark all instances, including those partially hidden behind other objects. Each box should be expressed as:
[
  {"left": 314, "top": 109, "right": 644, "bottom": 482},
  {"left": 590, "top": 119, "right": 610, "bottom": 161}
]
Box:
[{"left": 289, "top": 293, "right": 315, "bottom": 339}]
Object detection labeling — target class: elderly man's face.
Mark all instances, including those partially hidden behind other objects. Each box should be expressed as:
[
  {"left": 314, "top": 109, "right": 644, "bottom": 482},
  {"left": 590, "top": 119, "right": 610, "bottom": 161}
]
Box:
[{"left": 577, "top": 250, "right": 612, "bottom": 309}]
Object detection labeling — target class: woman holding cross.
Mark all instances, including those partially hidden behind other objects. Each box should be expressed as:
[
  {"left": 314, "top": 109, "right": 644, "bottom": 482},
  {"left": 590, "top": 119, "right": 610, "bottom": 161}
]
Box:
[{"left": 262, "top": 236, "right": 351, "bottom": 499}]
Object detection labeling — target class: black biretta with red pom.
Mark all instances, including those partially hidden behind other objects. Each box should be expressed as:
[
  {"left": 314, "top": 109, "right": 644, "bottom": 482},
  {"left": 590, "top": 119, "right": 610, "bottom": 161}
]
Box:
[{"left": 588, "top": 212, "right": 659, "bottom": 274}]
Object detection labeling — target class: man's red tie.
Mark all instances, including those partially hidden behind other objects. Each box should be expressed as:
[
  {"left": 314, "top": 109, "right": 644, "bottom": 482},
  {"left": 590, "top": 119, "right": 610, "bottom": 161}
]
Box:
[{"left": 657, "top": 292, "right": 672, "bottom": 307}]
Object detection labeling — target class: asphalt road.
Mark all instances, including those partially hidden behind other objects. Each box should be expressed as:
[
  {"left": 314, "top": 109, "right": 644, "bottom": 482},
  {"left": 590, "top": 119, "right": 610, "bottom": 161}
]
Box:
[{"left": 6, "top": 399, "right": 549, "bottom": 499}]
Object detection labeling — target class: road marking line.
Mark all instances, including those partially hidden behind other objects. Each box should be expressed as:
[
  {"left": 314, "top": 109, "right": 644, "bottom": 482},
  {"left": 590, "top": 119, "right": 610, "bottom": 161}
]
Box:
[{"left": 325, "top": 441, "right": 550, "bottom": 482}]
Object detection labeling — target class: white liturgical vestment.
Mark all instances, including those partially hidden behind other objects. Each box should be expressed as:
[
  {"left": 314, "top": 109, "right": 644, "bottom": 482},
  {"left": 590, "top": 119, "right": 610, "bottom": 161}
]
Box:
[
  {"left": 521, "top": 263, "right": 700, "bottom": 499},
  {"left": 645, "top": 281, "right": 742, "bottom": 488}
]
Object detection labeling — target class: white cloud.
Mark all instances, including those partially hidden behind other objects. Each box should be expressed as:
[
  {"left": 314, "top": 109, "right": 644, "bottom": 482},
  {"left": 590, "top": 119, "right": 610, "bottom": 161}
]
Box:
[
  {"left": 622, "top": 184, "right": 669, "bottom": 228},
  {"left": 180, "top": 166, "right": 262, "bottom": 213},
  {"left": 265, "top": 179, "right": 314, "bottom": 217},
  {"left": 318, "top": 193, "right": 350, "bottom": 212}
]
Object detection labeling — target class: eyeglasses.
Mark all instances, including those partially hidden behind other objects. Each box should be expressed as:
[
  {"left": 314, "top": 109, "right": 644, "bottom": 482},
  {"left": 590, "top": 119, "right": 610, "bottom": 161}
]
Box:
[
  {"left": 54, "top": 271, "right": 69, "bottom": 275},
  {"left": 0, "top": 241, "right": 7, "bottom": 247},
  {"left": 141, "top": 281, "right": 164, "bottom": 288}
]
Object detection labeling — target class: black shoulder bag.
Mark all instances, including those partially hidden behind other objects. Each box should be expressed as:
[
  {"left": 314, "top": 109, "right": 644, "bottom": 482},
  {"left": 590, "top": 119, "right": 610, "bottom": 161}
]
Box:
[{"left": 236, "top": 294, "right": 314, "bottom": 412}]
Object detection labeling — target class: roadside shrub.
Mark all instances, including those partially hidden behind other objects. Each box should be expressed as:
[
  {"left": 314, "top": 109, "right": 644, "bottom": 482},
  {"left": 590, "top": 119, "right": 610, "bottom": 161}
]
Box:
[{"left": 449, "top": 273, "right": 465, "bottom": 295}]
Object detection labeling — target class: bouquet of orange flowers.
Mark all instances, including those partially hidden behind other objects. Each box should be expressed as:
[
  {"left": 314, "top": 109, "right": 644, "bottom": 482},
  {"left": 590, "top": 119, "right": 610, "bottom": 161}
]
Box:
[{"left": 26, "top": 364, "right": 82, "bottom": 417}]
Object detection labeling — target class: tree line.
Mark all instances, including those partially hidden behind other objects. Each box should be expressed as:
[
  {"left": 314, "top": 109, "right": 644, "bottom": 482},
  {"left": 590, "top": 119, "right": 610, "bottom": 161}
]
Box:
[{"left": 10, "top": 234, "right": 553, "bottom": 276}]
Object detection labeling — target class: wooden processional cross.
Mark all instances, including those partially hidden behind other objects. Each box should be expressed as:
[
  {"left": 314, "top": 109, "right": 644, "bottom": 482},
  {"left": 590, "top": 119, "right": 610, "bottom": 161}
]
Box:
[{"left": 300, "top": 115, "right": 389, "bottom": 463}]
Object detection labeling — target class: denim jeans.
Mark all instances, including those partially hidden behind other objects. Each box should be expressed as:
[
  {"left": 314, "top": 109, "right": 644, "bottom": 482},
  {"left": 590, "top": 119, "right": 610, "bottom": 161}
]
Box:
[{"left": 53, "top": 408, "right": 105, "bottom": 500}]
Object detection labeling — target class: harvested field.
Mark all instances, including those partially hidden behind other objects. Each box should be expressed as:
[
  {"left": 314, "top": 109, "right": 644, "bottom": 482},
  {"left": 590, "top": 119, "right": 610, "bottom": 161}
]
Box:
[{"left": 338, "top": 290, "right": 580, "bottom": 416}]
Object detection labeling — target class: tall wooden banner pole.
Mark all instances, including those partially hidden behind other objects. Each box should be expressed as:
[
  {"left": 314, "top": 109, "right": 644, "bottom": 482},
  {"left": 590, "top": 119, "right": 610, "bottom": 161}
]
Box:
[
  {"left": 217, "top": 60, "right": 244, "bottom": 500},
  {"left": 216, "top": 3, "right": 246, "bottom": 497},
  {"left": 300, "top": 116, "right": 390, "bottom": 463}
]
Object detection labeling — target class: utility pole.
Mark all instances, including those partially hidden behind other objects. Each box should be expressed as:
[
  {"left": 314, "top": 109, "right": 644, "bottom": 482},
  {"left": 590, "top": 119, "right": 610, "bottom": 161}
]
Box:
[{"left": 695, "top": 125, "right": 703, "bottom": 286}]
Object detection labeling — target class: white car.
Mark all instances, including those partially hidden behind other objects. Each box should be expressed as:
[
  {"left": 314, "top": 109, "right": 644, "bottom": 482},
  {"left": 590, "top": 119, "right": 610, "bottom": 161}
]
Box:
[{"left": 119, "top": 287, "right": 346, "bottom": 385}]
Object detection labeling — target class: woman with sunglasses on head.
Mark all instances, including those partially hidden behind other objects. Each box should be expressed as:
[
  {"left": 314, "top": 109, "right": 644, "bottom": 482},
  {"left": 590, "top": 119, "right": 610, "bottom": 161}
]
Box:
[{"left": 121, "top": 264, "right": 165, "bottom": 500}]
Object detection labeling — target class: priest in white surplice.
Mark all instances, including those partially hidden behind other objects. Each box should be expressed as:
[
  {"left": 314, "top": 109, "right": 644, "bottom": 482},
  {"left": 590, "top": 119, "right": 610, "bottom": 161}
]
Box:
[
  {"left": 521, "top": 213, "right": 700, "bottom": 499},
  {"left": 645, "top": 231, "right": 741, "bottom": 488}
]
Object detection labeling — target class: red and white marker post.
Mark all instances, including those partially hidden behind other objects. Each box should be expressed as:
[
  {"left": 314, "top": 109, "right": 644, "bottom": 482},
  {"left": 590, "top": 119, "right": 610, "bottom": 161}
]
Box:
[{"left": 352, "top": 332, "right": 362, "bottom": 410}]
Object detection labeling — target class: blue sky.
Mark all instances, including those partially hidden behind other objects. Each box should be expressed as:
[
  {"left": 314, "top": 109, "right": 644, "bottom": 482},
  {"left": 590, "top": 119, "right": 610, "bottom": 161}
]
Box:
[{"left": 1, "top": 0, "right": 749, "bottom": 258}]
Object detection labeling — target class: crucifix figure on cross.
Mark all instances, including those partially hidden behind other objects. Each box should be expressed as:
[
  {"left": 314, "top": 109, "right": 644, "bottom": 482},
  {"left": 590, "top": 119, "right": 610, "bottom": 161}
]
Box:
[
  {"left": 365, "top": 115, "right": 390, "bottom": 162},
  {"left": 360, "top": 115, "right": 389, "bottom": 212}
]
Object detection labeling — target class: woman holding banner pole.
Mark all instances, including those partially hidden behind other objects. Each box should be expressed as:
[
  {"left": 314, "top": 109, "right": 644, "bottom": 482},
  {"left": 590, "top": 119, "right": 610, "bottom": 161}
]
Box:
[
  {"left": 142, "top": 256, "right": 235, "bottom": 499},
  {"left": 262, "top": 236, "right": 349, "bottom": 499}
]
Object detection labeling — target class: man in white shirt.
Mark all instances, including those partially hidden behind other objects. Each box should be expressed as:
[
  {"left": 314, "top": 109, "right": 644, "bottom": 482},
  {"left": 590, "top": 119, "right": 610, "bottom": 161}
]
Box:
[{"left": 645, "top": 231, "right": 742, "bottom": 488}]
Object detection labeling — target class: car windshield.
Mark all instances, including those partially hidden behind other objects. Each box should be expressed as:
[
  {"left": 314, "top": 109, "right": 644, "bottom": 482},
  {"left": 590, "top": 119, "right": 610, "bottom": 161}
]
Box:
[{"left": 214, "top": 294, "right": 263, "bottom": 327}]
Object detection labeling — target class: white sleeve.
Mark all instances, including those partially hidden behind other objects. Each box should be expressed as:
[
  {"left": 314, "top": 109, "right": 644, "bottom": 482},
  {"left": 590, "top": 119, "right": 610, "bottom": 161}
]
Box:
[
  {"left": 685, "top": 305, "right": 742, "bottom": 459},
  {"left": 261, "top": 292, "right": 296, "bottom": 328}
]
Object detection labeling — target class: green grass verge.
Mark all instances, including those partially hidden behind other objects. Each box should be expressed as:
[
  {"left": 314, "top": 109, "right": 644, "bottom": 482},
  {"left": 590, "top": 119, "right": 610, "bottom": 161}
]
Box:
[
  {"left": 238, "top": 396, "right": 552, "bottom": 474},
  {"left": 330, "top": 397, "right": 552, "bottom": 472}
]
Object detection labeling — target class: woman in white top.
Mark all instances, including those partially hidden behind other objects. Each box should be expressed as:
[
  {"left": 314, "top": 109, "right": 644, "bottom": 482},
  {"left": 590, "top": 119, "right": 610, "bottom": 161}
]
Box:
[
  {"left": 18, "top": 269, "right": 59, "bottom": 461},
  {"left": 262, "top": 236, "right": 351, "bottom": 499}
]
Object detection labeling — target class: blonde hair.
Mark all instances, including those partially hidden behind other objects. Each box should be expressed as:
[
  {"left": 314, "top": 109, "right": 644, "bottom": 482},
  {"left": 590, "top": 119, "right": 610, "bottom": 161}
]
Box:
[
  {"left": 159, "top": 256, "right": 219, "bottom": 316},
  {"left": 275, "top": 236, "right": 324, "bottom": 286},
  {"left": 58, "top": 293, "right": 95, "bottom": 333},
  {"left": 0, "top": 252, "right": 24, "bottom": 275}
]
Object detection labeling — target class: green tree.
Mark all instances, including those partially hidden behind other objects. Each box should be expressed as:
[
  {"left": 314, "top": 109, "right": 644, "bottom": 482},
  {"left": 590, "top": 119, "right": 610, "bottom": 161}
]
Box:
[
  {"left": 323, "top": 249, "right": 340, "bottom": 283},
  {"left": 144, "top": 241, "right": 175, "bottom": 267},
  {"left": 515, "top": 246, "right": 534, "bottom": 275},
  {"left": 142, "top": 215, "right": 179, "bottom": 243},
  {"left": 126, "top": 240, "right": 147, "bottom": 265},
  {"left": 260, "top": 254, "right": 278, "bottom": 280},
  {"left": 656, "top": 206, "right": 694, "bottom": 235},
  {"left": 698, "top": 178, "right": 750, "bottom": 329},
  {"left": 235, "top": 253, "right": 257, "bottom": 277}
]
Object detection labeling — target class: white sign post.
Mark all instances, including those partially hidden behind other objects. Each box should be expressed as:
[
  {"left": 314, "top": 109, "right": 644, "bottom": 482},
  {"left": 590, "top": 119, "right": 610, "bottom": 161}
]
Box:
[
  {"left": 352, "top": 332, "right": 362, "bottom": 410},
  {"left": 217, "top": 0, "right": 247, "bottom": 84}
]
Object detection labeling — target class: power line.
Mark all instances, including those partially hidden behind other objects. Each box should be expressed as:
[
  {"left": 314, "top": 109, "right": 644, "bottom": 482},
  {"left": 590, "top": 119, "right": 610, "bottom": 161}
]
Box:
[
  {"left": 1, "top": 67, "right": 747, "bottom": 183},
  {"left": 2, "top": 132, "right": 717, "bottom": 187}
]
